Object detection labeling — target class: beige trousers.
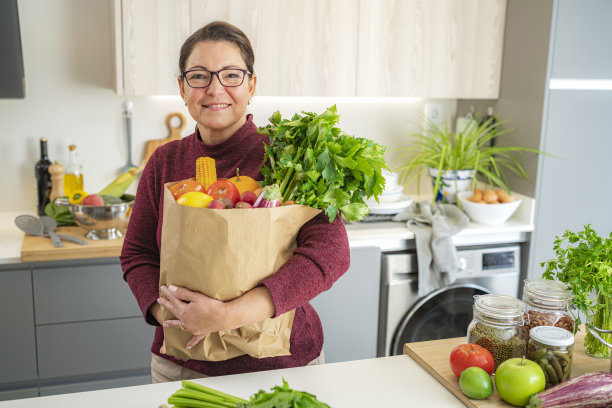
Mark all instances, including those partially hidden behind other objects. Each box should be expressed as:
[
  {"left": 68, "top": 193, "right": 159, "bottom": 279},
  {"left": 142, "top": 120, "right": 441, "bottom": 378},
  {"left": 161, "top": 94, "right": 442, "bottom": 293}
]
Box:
[{"left": 151, "top": 352, "right": 325, "bottom": 383}]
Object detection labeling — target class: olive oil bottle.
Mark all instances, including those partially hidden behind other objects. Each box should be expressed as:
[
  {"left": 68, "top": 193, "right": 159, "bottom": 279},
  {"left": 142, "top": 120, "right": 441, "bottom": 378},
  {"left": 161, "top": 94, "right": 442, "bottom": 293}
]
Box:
[{"left": 64, "top": 144, "right": 84, "bottom": 198}]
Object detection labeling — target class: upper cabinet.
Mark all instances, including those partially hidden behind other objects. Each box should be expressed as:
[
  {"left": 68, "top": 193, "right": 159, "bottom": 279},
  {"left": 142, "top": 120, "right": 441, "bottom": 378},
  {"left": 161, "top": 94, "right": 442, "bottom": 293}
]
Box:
[{"left": 112, "top": 0, "right": 506, "bottom": 98}]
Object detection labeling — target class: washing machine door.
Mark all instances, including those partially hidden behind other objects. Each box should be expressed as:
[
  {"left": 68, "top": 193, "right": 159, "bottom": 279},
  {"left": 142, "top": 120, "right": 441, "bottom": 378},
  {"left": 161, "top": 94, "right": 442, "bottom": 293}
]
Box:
[{"left": 390, "top": 284, "right": 490, "bottom": 355}]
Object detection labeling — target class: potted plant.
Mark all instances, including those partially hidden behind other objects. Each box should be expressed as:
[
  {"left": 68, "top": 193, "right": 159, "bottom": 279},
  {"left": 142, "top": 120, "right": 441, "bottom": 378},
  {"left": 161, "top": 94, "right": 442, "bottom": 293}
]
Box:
[
  {"left": 396, "top": 116, "right": 541, "bottom": 204},
  {"left": 541, "top": 224, "right": 612, "bottom": 358}
]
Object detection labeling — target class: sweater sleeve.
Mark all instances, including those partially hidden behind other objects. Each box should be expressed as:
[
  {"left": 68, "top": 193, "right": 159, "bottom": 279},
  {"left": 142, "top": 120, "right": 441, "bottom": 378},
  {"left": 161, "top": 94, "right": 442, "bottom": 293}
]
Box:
[
  {"left": 261, "top": 212, "right": 350, "bottom": 317},
  {"left": 119, "top": 159, "right": 163, "bottom": 326}
]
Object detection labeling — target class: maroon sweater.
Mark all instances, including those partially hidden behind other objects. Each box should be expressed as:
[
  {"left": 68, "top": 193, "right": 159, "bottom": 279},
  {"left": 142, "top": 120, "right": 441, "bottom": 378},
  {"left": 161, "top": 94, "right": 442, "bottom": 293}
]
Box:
[{"left": 120, "top": 116, "right": 350, "bottom": 376}]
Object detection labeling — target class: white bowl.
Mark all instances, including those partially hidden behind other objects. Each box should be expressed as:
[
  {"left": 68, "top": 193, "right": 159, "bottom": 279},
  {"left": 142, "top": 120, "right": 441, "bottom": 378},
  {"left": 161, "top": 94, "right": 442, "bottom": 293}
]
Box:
[{"left": 457, "top": 191, "right": 521, "bottom": 225}]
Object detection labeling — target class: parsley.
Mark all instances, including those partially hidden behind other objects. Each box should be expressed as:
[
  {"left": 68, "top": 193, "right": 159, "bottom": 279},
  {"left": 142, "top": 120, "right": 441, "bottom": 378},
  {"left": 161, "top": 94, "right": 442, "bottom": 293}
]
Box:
[
  {"left": 257, "top": 105, "right": 388, "bottom": 222},
  {"left": 540, "top": 224, "right": 612, "bottom": 356}
]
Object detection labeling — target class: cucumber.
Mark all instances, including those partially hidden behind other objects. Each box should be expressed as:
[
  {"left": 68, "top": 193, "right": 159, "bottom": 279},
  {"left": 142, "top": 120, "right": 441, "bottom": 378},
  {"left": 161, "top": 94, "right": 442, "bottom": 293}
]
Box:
[{"left": 99, "top": 195, "right": 124, "bottom": 205}]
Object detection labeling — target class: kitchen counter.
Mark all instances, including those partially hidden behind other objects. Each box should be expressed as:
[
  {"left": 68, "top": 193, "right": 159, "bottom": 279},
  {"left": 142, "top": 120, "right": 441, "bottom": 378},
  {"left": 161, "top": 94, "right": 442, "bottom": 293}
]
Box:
[
  {"left": 0, "top": 192, "right": 534, "bottom": 263},
  {"left": 0, "top": 355, "right": 463, "bottom": 408}
]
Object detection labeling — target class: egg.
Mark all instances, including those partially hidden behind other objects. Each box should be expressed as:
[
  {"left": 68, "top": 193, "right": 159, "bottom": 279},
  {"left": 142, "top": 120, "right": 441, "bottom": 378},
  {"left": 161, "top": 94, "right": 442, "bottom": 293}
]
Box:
[
  {"left": 472, "top": 189, "right": 483, "bottom": 201},
  {"left": 483, "top": 189, "right": 498, "bottom": 204}
]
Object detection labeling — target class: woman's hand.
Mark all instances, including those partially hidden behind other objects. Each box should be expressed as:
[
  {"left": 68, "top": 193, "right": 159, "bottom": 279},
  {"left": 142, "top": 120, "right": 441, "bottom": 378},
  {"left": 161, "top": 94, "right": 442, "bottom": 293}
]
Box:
[{"left": 157, "top": 284, "right": 228, "bottom": 349}]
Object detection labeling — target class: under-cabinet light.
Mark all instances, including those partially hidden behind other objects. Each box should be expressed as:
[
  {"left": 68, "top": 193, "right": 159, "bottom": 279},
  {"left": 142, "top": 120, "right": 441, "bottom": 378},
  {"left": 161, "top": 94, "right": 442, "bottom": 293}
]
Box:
[{"left": 549, "top": 78, "right": 612, "bottom": 91}]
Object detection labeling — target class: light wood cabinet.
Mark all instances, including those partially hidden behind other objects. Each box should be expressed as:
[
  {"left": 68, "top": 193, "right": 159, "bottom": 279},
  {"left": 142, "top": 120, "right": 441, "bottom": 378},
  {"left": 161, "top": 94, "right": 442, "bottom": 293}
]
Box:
[{"left": 112, "top": 0, "right": 506, "bottom": 98}]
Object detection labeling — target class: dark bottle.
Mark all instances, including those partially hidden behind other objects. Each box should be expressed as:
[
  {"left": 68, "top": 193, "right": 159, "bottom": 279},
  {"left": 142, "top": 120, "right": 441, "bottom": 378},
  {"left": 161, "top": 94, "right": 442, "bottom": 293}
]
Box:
[{"left": 35, "top": 137, "right": 52, "bottom": 215}]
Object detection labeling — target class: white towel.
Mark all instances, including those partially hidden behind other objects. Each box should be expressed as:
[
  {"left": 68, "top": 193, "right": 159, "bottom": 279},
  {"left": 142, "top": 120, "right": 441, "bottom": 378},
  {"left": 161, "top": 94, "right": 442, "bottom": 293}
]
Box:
[{"left": 393, "top": 201, "right": 469, "bottom": 297}]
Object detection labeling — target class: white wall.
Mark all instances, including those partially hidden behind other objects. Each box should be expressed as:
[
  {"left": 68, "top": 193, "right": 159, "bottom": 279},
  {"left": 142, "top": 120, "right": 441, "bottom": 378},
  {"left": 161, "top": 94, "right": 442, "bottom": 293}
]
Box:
[{"left": 0, "top": 0, "right": 456, "bottom": 213}]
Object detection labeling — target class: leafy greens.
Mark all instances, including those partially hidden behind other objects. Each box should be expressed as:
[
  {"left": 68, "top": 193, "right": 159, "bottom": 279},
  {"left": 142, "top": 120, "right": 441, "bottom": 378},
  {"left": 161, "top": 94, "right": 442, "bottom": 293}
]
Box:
[{"left": 258, "top": 105, "right": 388, "bottom": 222}]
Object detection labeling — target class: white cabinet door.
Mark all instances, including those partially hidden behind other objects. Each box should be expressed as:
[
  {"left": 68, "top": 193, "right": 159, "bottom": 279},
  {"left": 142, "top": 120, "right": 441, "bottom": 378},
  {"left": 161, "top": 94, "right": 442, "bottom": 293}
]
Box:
[
  {"left": 356, "top": 0, "right": 506, "bottom": 98},
  {"left": 114, "top": 0, "right": 191, "bottom": 95},
  {"left": 190, "top": 0, "right": 360, "bottom": 96}
]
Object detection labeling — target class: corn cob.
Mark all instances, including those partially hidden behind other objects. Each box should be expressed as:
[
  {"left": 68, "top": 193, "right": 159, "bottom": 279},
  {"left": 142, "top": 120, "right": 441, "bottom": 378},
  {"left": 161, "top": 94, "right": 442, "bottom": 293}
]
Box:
[{"left": 196, "top": 157, "right": 217, "bottom": 190}]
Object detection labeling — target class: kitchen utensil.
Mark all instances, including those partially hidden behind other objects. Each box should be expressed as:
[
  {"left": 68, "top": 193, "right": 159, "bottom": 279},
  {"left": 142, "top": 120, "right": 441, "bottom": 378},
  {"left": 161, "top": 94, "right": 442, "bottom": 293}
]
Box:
[
  {"left": 15, "top": 215, "right": 88, "bottom": 245},
  {"left": 142, "top": 112, "right": 186, "bottom": 164},
  {"left": 40, "top": 216, "right": 63, "bottom": 247},
  {"left": 586, "top": 323, "right": 612, "bottom": 372},
  {"left": 120, "top": 100, "right": 135, "bottom": 173}
]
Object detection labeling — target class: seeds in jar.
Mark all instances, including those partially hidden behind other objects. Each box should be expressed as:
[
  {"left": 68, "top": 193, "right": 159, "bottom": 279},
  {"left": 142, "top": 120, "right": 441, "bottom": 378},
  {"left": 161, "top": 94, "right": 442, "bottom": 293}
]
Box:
[
  {"left": 524, "top": 310, "right": 575, "bottom": 333},
  {"left": 468, "top": 323, "right": 528, "bottom": 370}
]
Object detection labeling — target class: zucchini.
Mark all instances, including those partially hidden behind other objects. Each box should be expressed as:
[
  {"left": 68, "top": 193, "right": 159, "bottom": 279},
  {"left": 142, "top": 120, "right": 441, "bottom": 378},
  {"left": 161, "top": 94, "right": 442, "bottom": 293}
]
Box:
[{"left": 526, "top": 372, "right": 612, "bottom": 408}]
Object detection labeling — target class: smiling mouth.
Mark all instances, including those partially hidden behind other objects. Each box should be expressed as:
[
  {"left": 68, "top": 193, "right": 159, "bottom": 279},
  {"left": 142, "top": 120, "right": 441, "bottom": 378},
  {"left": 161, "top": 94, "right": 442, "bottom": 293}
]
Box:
[{"left": 203, "top": 103, "right": 230, "bottom": 109}]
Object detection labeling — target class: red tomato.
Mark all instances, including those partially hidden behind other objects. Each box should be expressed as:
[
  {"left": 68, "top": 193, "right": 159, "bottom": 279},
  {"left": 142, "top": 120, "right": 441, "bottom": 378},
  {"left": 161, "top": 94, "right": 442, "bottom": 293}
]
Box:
[
  {"left": 449, "top": 343, "right": 495, "bottom": 378},
  {"left": 207, "top": 180, "right": 241, "bottom": 205},
  {"left": 169, "top": 179, "right": 204, "bottom": 201}
]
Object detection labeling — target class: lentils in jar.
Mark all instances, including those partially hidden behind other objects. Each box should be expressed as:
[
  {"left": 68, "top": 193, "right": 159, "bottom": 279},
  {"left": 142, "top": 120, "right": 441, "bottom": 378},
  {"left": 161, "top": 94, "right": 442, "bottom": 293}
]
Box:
[{"left": 467, "top": 294, "right": 529, "bottom": 370}]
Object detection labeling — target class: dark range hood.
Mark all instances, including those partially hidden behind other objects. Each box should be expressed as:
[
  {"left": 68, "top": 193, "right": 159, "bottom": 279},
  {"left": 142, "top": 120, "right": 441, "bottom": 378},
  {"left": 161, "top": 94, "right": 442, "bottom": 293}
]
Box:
[{"left": 0, "top": 0, "right": 25, "bottom": 98}]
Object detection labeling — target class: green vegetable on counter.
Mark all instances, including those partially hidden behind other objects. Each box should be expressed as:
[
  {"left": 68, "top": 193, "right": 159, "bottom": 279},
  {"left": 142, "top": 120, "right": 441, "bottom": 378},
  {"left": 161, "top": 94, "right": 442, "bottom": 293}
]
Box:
[
  {"left": 258, "top": 105, "right": 388, "bottom": 223},
  {"left": 167, "top": 379, "right": 331, "bottom": 408},
  {"left": 44, "top": 197, "right": 76, "bottom": 226}
]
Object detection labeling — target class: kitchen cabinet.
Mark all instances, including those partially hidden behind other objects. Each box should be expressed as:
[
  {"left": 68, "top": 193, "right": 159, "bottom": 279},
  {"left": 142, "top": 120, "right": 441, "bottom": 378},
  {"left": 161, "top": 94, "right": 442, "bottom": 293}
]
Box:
[
  {"left": 311, "top": 246, "right": 381, "bottom": 363},
  {"left": 0, "top": 270, "right": 38, "bottom": 400},
  {"left": 0, "top": 259, "right": 154, "bottom": 401},
  {"left": 112, "top": 0, "right": 506, "bottom": 98}
]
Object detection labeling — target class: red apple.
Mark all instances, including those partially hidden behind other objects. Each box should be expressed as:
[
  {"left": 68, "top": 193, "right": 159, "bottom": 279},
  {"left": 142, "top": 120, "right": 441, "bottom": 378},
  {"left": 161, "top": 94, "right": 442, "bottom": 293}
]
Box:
[
  {"left": 82, "top": 194, "right": 105, "bottom": 206},
  {"left": 207, "top": 199, "right": 227, "bottom": 209},
  {"left": 494, "top": 357, "right": 545, "bottom": 406},
  {"left": 239, "top": 190, "right": 257, "bottom": 206},
  {"left": 235, "top": 201, "right": 253, "bottom": 209}
]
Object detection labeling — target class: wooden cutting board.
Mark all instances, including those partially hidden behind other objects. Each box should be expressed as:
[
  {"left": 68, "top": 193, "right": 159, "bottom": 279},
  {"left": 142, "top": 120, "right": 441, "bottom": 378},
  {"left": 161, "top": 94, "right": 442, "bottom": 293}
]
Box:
[
  {"left": 403, "top": 327, "right": 609, "bottom": 408},
  {"left": 142, "top": 112, "right": 187, "bottom": 164},
  {"left": 20, "top": 226, "right": 124, "bottom": 262}
]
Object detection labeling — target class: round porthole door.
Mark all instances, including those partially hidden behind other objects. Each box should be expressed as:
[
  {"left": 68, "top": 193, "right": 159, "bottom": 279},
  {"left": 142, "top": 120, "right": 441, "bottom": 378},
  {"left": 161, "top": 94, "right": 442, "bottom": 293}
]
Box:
[{"left": 391, "top": 284, "right": 490, "bottom": 356}]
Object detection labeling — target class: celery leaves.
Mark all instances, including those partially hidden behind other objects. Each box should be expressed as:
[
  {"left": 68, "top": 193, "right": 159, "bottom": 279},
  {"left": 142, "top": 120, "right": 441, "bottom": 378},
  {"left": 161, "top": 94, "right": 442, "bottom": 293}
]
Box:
[{"left": 258, "top": 105, "right": 388, "bottom": 222}]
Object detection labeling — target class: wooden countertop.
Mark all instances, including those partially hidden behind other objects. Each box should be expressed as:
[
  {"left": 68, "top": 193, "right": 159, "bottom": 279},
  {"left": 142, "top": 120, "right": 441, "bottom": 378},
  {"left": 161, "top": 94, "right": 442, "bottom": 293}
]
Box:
[
  {"left": 403, "top": 327, "right": 609, "bottom": 407},
  {"left": 20, "top": 226, "right": 123, "bottom": 262}
]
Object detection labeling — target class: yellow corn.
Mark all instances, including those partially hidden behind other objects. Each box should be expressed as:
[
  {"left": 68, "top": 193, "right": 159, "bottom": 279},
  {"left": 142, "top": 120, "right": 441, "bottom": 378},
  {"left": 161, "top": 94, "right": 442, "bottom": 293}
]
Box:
[{"left": 196, "top": 157, "right": 217, "bottom": 190}]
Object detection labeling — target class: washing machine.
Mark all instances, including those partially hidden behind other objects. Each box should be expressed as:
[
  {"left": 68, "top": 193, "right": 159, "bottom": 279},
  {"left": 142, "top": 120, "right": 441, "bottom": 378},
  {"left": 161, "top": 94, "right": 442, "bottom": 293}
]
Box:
[{"left": 377, "top": 243, "right": 521, "bottom": 356}]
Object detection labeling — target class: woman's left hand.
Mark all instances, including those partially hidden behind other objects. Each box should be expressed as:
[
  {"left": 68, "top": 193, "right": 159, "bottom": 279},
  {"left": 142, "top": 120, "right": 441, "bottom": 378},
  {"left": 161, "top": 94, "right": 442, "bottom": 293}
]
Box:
[{"left": 157, "top": 284, "right": 228, "bottom": 350}]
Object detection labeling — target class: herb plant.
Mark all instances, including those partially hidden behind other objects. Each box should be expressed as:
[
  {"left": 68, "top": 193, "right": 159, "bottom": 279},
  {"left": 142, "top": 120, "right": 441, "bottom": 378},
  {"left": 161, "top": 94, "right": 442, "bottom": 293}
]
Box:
[
  {"left": 541, "top": 224, "right": 612, "bottom": 357},
  {"left": 258, "top": 105, "right": 388, "bottom": 222},
  {"left": 396, "top": 116, "right": 542, "bottom": 197}
]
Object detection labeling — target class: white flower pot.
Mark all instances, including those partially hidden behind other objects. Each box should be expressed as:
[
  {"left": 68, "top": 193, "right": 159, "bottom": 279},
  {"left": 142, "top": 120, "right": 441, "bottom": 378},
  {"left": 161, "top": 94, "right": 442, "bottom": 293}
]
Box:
[{"left": 427, "top": 168, "right": 475, "bottom": 203}]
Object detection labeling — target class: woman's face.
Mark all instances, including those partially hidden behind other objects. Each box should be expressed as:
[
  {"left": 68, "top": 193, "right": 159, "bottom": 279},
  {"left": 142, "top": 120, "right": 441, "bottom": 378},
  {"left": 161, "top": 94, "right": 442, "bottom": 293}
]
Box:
[{"left": 179, "top": 40, "right": 256, "bottom": 145}]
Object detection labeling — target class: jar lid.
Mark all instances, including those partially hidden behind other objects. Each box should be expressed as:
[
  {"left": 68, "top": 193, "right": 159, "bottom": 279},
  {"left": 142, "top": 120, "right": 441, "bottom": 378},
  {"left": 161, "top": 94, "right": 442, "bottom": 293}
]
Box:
[
  {"left": 474, "top": 294, "right": 525, "bottom": 318},
  {"left": 523, "top": 278, "right": 572, "bottom": 302},
  {"left": 529, "top": 326, "right": 574, "bottom": 347}
]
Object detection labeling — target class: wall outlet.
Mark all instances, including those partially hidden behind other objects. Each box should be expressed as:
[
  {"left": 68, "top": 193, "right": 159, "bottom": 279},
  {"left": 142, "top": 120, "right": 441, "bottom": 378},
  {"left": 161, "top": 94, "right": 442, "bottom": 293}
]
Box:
[{"left": 424, "top": 103, "right": 444, "bottom": 130}]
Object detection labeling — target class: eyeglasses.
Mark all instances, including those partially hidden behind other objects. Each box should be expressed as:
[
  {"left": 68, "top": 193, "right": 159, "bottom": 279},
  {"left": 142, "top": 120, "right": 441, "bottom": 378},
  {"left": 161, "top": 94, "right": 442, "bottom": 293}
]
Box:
[{"left": 181, "top": 69, "right": 251, "bottom": 88}]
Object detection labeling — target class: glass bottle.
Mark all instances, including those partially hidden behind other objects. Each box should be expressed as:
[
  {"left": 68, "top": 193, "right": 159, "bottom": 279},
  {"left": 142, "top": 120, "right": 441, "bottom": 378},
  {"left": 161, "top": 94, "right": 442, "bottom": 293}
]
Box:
[
  {"left": 527, "top": 325, "right": 574, "bottom": 389},
  {"left": 467, "top": 294, "right": 529, "bottom": 370},
  {"left": 522, "top": 278, "right": 575, "bottom": 336},
  {"left": 35, "top": 137, "right": 52, "bottom": 216},
  {"left": 64, "top": 144, "right": 84, "bottom": 198}
]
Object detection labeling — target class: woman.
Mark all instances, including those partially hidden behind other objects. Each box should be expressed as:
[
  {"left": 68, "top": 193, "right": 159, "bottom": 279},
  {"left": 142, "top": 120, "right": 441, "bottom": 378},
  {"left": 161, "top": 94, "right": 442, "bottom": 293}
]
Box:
[{"left": 120, "top": 21, "right": 350, "bottom": 382}]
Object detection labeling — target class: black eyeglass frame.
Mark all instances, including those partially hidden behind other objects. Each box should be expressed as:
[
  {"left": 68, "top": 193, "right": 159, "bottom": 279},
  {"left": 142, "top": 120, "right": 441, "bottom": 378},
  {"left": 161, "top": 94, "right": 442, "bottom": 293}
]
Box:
[{"left": 181, "top": 68, "right": 252, "bottom": 88}]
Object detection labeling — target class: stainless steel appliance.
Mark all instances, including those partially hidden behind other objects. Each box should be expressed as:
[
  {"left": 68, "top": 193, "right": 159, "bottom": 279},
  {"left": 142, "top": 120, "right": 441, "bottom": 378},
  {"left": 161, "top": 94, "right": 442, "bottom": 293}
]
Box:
[{"left": 378, "top": 244, "right": 521, "bottom": 356}]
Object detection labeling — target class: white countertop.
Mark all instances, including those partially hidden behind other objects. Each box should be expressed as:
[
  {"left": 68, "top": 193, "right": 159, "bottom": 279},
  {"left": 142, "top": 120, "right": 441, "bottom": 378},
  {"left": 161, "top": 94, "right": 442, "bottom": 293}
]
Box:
[
  {"left": 0, "top": 193, "right": 534, "bottom": 262},
  {"left": 0, "top": 355, "right": 463, "bottom": 408}
]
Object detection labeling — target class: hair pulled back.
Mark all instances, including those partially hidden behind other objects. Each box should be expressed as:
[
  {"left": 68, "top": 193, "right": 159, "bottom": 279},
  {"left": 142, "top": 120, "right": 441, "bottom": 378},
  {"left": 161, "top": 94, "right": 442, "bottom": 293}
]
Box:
[{"left": 179, "top": 21, "right": 254, "bottom": 75}]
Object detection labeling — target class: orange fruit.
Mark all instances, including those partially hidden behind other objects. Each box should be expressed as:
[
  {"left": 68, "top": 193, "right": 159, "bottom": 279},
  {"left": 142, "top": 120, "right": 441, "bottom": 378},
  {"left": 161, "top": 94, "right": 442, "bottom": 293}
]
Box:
[
  {"left": 228, "top": 168, "right": 260, "bottom": 195},
  {"left": 169, "top": 179, "right": 204, "bottom": 201},
  {"left": 176, "top": 191, "right": 214, "bottom": 208}
]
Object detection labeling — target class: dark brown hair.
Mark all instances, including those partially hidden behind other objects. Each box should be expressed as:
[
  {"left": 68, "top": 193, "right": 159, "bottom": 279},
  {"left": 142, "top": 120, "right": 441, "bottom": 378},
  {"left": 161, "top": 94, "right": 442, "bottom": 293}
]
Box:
[{"left": 179, "top": 21, "right": 255, "bottom": 75}]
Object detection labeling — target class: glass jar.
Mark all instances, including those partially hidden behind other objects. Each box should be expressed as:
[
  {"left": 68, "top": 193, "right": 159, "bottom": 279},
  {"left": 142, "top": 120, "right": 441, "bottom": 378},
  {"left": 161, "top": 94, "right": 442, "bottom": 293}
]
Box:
[
  {"left": 467, "top": 294, "right": 529, "bottom": 370},
  {"left": 527, "top": 325, "right": 574, "bottom": 389},
  {"left": 523, "top": 279, "right": 575, "bottom": 336}
]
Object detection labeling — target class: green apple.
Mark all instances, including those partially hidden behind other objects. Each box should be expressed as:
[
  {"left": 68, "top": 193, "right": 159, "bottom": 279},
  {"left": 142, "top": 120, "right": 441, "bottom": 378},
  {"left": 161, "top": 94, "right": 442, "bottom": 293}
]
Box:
[{"left": 494, "top": 357, "right": 545, "bottom": 406}]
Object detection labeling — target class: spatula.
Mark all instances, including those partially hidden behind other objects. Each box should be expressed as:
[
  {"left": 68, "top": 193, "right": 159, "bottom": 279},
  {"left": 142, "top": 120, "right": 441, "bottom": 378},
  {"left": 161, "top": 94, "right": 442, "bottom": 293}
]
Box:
[{"left": 15, "top": 215, "right": 87, "bottom": 246}]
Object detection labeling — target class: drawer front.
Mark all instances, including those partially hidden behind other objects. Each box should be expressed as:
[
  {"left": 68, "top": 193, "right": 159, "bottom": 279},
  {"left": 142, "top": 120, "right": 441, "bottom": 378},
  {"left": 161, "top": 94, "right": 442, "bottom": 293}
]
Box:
[
  {"left": 33, "top": 263, "right": 142, "bottom": 324},
  {"left": 36, "top": 317, "right": 154, "bottom": 379},
  {"left": 0, "top": 270, "right": 38, "bottom": 384}
]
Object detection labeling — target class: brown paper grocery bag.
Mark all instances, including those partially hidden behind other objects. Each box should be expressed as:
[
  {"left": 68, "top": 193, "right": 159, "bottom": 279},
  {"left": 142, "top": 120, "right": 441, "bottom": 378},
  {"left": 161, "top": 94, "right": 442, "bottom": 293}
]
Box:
[{"left": 159, "top": 182, "right": 321, "bottom": 361}]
